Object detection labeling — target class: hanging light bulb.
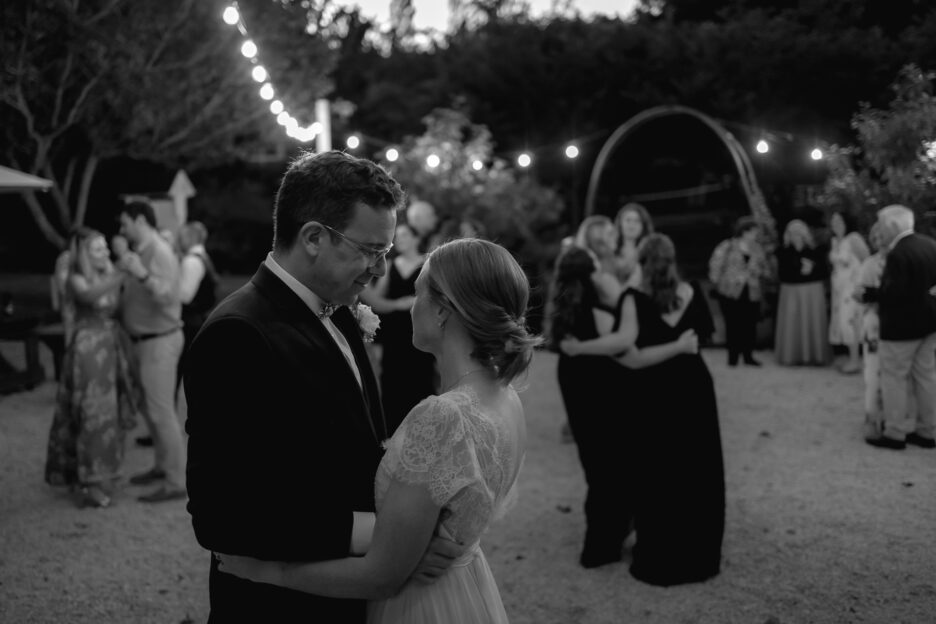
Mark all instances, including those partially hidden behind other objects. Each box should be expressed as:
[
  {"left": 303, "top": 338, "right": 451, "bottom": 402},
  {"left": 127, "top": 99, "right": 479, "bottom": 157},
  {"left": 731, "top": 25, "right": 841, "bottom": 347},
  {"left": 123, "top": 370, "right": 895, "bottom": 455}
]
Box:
[
  {"left": 810, "top": 148, "right": 823, "bottom": 160},
  {"left": 222, "top": 6, "right": 240, "bottom": 25},
  {"left": 258, "top": 83, "right": 274, "bottom": 100},
  {"left": 269, "top": 100, "right": 283, "bottom": 115},
  {"left": 251, "top": 66, "right": 268, "bottom": 83},
  {"left": 386, "top": 148, "right": 399, "bottom": 162},
  {"left": 565, "top": 145, "right": 579, "bottom": 159},
  {"left": 276, "top": 112, "right": 290, "bottom": 126},
  {"left": 517, "top": 153, "right": 532, "bottom": 168},
  {"left": 346, "top": 135, "right": 360, "bottom": 149},
  {"left": 426, "top": 154, "right": 441, "bottom": 168},
  {"left": 756, "top": 140, "right": 769, "bottom": 154},
  {"left": 241, "top": 40, "right": 257, "bottom": 59},
  {"left": 472, "top": 159, "right": 484, "bottom": 171}
]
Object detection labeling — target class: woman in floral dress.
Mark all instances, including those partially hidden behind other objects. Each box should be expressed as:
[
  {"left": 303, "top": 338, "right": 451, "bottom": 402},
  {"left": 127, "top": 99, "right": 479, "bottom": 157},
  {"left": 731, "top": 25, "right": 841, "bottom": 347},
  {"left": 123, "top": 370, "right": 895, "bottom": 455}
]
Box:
[{"left": 45, "top": 228, "right": 144, "bottom": 508}]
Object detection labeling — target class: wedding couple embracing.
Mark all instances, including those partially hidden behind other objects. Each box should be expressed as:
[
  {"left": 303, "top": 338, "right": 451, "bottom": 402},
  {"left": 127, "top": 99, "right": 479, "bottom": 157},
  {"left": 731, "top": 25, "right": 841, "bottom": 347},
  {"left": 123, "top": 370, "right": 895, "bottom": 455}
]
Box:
[{"left": 184, "top": 150, "right": 541, "bottom": 623}]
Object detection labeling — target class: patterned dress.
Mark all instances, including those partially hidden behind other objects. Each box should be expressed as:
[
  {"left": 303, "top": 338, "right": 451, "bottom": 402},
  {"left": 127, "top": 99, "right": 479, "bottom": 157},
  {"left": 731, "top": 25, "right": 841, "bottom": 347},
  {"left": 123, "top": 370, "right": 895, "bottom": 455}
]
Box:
[
  {"left": 367, "top": 387, "right": 523, "bottom": 624},
  {"left": 45, "top": 284, "right": 144, "bottom": 488}
]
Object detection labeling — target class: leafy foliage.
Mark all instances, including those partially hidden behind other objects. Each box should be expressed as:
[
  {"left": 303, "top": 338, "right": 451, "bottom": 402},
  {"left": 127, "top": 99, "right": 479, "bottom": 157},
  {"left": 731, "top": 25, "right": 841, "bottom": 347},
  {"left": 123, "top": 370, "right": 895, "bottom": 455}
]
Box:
[{"left": 817, "top": 64, "right": 936, "bottom": 230}]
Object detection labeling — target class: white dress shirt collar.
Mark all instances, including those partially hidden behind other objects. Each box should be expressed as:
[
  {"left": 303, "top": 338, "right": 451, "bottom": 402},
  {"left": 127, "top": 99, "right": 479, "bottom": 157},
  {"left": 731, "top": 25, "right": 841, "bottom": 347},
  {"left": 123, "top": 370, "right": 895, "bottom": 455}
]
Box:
[
  {"left": 889, "top": 229, "right": 914, "bottom": 251},
  {"left": 264, "top": 253, "right": 329, "bottom": 317}
]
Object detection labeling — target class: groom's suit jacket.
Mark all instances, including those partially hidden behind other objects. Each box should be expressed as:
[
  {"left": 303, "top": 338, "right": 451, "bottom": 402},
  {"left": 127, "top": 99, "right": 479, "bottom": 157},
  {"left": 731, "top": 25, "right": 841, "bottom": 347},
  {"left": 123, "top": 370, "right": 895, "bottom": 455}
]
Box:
[
  {"left": 878, "top": 232, "right": 936, "bottom": 341},
  {"left": 184, "top": 263, "right": 388, "bottom": 623}
]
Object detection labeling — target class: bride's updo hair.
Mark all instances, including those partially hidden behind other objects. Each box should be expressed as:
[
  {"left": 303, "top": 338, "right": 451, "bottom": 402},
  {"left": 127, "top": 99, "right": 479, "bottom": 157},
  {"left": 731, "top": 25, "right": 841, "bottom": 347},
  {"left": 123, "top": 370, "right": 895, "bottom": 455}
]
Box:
[{"left": 425, "top": 238, "right": 543, "bottom": 384}]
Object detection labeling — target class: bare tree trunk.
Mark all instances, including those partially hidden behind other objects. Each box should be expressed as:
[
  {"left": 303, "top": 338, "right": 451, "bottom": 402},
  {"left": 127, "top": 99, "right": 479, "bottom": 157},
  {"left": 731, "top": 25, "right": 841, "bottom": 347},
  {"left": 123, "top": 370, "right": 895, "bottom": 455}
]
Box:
[
  {"left": 21, "top": 191, "right": 67, "bottom": 250},
  {"left": 73, "top": 155, "right": 99, "bottom": 228}
]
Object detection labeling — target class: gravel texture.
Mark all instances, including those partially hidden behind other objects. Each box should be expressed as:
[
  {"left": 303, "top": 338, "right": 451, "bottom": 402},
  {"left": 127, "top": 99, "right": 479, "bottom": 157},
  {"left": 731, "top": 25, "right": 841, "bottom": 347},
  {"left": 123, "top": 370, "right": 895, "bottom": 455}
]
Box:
[{"left": 1, "top": 344, "right": 935, "bottom": 624}]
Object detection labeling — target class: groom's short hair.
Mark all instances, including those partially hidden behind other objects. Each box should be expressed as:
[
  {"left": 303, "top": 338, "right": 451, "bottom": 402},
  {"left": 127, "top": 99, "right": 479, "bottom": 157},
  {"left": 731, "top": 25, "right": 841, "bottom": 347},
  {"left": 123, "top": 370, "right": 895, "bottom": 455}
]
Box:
[{"left": 272, "top": 150, "right": 405, "bottom": 252}]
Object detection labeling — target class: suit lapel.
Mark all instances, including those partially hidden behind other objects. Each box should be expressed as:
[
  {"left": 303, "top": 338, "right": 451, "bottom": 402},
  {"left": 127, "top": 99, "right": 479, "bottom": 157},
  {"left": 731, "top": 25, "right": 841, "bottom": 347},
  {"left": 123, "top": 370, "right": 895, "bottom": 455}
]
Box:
[
  {"left": 251, "top": 265, "right": 382, "bottom": 442},
  {"left": 333, "top": 307, "right": 387, "bottom": 441}
]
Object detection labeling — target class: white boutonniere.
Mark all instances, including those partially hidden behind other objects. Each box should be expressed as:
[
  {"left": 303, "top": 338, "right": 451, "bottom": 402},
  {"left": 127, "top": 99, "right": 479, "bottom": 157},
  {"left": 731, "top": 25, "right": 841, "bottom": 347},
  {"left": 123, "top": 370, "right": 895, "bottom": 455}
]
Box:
[{"left": 351, "top": 303, "right": 380, "bottom": 343}]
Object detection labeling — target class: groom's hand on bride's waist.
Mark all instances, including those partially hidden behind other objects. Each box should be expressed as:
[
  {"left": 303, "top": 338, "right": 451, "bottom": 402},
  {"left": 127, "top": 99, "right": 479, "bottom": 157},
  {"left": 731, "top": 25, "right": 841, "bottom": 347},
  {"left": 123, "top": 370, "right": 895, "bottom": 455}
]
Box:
[{"left": 410, "top": 535, "right": 465, "bottom": 585}]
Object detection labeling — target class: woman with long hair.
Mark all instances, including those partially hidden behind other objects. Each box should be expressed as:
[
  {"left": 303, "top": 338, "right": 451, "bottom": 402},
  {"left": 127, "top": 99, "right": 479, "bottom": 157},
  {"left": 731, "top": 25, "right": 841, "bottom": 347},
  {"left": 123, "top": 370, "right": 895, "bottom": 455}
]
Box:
[
  {"left": 558, "top": 234, "right": 724, "bottom": 586},
  {"left": 613, "top": 202, "right": 654, "bottom": 288},
  {"left": 359, "top": 221, "right": 438, "bottom": 433},
  {"left": 548, "top": 243, "right": 700, "bottom": 570},
  {"left": 44, "top": 228, "right": 144, "bottom": 508}
]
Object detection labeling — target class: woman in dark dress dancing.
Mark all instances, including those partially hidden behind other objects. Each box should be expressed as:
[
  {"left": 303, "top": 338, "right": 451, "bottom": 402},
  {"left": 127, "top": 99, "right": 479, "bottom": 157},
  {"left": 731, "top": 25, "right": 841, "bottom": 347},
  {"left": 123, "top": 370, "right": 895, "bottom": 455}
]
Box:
[
  {"left": 562, "top": 234, "right": 724, "bottom": 585},
  {"left": 360, "top": 222, "right": 437, "bottom": 434},
  {"left": 549, "top": 245, "right": 699, "bottom": 569}
]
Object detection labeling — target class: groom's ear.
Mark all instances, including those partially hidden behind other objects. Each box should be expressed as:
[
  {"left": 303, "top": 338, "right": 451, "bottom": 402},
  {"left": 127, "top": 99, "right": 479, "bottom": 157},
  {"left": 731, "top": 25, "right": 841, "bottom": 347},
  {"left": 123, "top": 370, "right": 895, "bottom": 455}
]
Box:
[{"left": 299, "top": 222, "right": 325, "bottom": 258}]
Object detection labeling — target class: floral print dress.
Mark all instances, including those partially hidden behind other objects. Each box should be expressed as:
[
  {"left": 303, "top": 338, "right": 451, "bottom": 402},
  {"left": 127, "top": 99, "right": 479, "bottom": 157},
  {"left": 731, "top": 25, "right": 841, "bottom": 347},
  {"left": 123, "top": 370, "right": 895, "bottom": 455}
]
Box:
[{"left": 45, "top": 286, "right": 144, "bottom": 489}]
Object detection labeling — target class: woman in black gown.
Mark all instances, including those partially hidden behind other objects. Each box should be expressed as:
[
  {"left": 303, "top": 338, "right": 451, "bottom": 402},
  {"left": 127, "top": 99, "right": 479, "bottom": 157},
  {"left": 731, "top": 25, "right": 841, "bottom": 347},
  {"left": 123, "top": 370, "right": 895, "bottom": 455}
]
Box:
[
  {"left": 549, "top": 245, "right": 700, "bottom": 569},
  {"left": 359, "top": 223, "right": 437, "bottom": 434},
  {"left": 562, "top": 233, "right": 724, "bottom": 585}
]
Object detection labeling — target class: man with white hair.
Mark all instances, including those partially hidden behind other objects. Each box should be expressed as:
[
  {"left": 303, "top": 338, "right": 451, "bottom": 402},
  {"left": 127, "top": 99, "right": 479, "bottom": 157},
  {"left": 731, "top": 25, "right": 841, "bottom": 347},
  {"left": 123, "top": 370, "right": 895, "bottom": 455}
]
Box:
[{"left": 864, "top": 204, "right": 936, "bottom": 450}]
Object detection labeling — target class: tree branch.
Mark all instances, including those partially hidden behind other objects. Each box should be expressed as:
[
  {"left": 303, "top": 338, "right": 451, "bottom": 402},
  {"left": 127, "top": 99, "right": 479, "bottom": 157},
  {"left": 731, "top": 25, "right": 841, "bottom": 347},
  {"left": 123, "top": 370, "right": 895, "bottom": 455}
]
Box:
[
  {"left": 21, "top": 190, "right": 67, "bottom": 250},
  {"left": 42, "top": 161, "right": 73, "bottom": 230},
  {"left": 51, "top": 50, "right": 74, "bottom": 129},
  {"left": 73, "top": 154, "right": 99, "bottom": 227}
]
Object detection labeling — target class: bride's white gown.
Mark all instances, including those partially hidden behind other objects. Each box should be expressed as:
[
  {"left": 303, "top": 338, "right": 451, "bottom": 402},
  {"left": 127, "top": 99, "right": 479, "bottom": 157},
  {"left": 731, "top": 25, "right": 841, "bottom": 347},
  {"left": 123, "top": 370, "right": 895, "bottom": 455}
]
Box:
[{"left": 367, "top": 386, "right": 524, "bottom": 624}]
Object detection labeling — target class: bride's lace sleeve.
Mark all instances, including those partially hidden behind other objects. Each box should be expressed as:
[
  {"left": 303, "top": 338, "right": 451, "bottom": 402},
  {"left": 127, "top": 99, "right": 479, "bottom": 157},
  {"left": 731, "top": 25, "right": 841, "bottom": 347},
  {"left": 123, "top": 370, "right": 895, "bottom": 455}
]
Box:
[{"left": 383, "top": 394, "right": 481, "bottom": 507}]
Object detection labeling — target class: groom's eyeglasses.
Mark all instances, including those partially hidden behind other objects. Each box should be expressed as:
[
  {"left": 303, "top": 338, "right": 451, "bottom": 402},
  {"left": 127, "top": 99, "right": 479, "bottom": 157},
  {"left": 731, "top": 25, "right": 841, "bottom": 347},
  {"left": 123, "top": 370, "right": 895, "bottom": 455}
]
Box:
[{"left": 321, "top": 224, "right": 394, "bottom": 267}]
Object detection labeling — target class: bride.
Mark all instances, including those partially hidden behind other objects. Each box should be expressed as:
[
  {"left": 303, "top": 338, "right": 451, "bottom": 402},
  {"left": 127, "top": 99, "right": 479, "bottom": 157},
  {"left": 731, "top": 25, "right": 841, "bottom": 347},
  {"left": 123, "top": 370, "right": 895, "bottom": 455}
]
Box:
[{"left": 217, "top": 238, "right": 541, "bottom": 623}]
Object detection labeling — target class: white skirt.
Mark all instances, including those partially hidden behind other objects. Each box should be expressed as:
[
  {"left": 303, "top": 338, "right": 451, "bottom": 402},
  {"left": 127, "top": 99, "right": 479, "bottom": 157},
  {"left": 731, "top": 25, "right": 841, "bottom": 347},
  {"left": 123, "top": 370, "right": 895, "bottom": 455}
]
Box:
[{"left": 367, "top": 544, "right": 508, "bottom": 624}]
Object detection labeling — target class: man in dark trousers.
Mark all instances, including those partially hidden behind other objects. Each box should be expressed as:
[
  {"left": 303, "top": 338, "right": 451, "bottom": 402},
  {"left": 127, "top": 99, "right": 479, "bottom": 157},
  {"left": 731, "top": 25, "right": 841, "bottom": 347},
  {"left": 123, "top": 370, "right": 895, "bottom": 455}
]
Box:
[
  {"left": 864, "top": 204, "right": 936, "bottom": 450},
  {"left": 184, "top": 151, "right": 459, "bottom": 622}
]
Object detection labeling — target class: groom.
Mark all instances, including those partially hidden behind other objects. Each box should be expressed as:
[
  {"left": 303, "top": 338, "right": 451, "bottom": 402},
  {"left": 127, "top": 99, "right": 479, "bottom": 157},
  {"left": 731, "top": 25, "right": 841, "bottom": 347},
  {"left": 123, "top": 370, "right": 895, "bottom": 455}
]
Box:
[{"left": 185, "top": 151, "right": 457, "bottom": 622}]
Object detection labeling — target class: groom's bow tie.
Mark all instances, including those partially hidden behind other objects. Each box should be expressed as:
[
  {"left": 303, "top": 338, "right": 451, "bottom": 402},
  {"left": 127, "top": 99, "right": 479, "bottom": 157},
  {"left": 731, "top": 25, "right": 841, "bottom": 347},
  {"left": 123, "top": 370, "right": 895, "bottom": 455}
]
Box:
[{"left": 317, "top": 303, "right": 339, "bottom": 320}]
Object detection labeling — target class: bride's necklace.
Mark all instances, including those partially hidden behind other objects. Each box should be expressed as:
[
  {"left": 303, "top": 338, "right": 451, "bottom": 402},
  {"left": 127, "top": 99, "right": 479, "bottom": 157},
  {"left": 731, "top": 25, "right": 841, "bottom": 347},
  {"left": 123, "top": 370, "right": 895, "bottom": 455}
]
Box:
[{"left": 443, "top": 368, "right": 485, "bottom": 393}]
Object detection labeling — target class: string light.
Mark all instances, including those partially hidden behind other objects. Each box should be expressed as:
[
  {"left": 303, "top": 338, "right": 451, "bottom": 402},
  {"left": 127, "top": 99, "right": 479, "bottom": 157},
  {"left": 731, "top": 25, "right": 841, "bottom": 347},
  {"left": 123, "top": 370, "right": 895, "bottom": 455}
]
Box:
[
  {"left": 810, "top": 148, "right": 823, "bottom": 160},
  {"left": 564, "top": 144, "right": 579, "bottom": 159},
  {"left": 222, "top": 6, "right": 239, "bottom": 25},
  {"left": 426, "top": 154, "right": 441, "bottom": 168},
  {"left": 385, "top": 148, "right": 399, "bottom": 162},
  {"left": 472, "top": 159, "right": 484, "bottom": 171},
  {"left": 346, "top": 135, "right": 360, "bottom": 149},
  {"left": 756, "top": 139, "right": 769, "bottom": 154},
  {"left": 517, "top": 153, "right": 532, "bottom": 168},
  {"left": 221, "top": 3, "right": 318, "bottom": 143}
]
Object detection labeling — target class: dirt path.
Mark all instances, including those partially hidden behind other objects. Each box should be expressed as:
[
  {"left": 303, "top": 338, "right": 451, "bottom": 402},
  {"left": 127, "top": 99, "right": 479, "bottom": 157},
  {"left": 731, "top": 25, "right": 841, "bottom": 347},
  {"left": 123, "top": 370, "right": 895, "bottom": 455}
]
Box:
[{"left": 1, "top": 345, "right": 935, "bottom": 624}]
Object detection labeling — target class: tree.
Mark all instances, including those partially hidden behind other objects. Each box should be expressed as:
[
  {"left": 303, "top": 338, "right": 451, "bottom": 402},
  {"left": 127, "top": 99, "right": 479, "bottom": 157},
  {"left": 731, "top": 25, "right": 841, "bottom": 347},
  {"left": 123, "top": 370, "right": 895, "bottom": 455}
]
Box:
[
  {"left": 818, "top": 64, "right": 936, "bottom": 229},
  {"left": 1, "top": 0, "right": 337, "bottom": 249}
]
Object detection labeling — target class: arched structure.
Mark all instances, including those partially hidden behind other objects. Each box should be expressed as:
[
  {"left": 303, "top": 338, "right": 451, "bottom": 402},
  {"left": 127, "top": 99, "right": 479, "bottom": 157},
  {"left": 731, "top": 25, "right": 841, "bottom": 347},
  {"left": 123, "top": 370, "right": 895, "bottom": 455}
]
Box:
[{"left": 584, "top": 105, "right": 776, "bottom": 243}]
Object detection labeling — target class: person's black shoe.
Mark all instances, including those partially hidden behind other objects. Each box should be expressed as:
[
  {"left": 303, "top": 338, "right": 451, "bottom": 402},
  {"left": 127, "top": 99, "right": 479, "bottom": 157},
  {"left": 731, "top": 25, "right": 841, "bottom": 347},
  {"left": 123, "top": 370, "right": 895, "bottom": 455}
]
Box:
[
  {"left": 135, "top": 436, "right": 154, "bottom": 448},
  {"left": 580, "top": 549, "right": 623, "bottom": 569},
  {"left": 865, "top": 436, "right": 906, "bottom": 450},
  {"left": 906, "top": 432, "right": 936, "bottom": 449},
  {"left": 743, "top": 356, "right": 762, "bottom": 367},
  {"left": 129, "top": 468, "right": 166, "bottom": 485}
]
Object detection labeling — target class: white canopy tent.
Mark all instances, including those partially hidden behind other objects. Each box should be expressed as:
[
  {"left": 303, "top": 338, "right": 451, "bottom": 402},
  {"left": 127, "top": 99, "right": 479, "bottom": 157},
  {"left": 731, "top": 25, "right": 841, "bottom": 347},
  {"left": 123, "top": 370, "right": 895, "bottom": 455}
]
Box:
[{"left": 0, "top": 165, "right": 53, "bottom": 193}]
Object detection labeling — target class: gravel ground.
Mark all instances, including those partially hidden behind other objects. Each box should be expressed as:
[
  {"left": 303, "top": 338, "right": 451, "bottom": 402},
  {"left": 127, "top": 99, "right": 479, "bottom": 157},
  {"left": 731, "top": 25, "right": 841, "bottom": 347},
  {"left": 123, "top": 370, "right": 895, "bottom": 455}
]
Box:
[{"left": 1, "top": 343, "right": 935, "bottom": 624}]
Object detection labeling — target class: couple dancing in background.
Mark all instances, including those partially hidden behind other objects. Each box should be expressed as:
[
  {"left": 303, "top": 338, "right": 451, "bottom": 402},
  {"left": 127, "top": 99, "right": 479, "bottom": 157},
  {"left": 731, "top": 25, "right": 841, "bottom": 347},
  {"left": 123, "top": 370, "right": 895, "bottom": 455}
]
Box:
[
  {"left": 550, "top": 232, "right": 724, "bottom": 586},
  {"left": 184, "top": 150, "right": 540, "bottom": 623}
]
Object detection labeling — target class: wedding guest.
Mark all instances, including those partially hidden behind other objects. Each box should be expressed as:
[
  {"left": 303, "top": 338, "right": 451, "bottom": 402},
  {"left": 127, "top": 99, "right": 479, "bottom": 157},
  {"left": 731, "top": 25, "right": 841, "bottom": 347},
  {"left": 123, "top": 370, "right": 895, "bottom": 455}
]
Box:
[
  {"left": 44, "top": 228, "right": 144, "bottom": 508},
  {"left": 184, "top": 150, "right": 463, "bottom": 622},
  {"left": 406, "top": 199, "right": 444, "bottom": 253},
  {"left": 359, "top": 222, "right": 437, "bottom": 433},
  {"left": 575, "top": 215, "right": 619, "bottom": 280},
  {"left": 548, "top": 245, "right": 699, "bottom": 569},
  {"left": 774, "top": 219, "right": 831, "bottom": 366},
  {"left": 708, "top": 216, "right": 770, "bottom": 366},
  {"left": 855, "top": 223, "right": 887, "bottom": 439},
  {"left": 177, "top": 221, "right": 219, "bottom": 381},
  {"left": 118, "top": 201, "right": 187, "bottom": 503},
  {"left": 828, "top": 211, "right": 870, "bottom": 374},
  {"left": 863, "top": 205, "right": 936, "bottom": 450},
  {"left": 613, "top": 202, "right": 654, "bottom": 288},
  {"left": 217, "top": 237, "right": 540, "bottom": 624},
  {"left": 560, "top": 233, "right": 723, "bottom": 585}
]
